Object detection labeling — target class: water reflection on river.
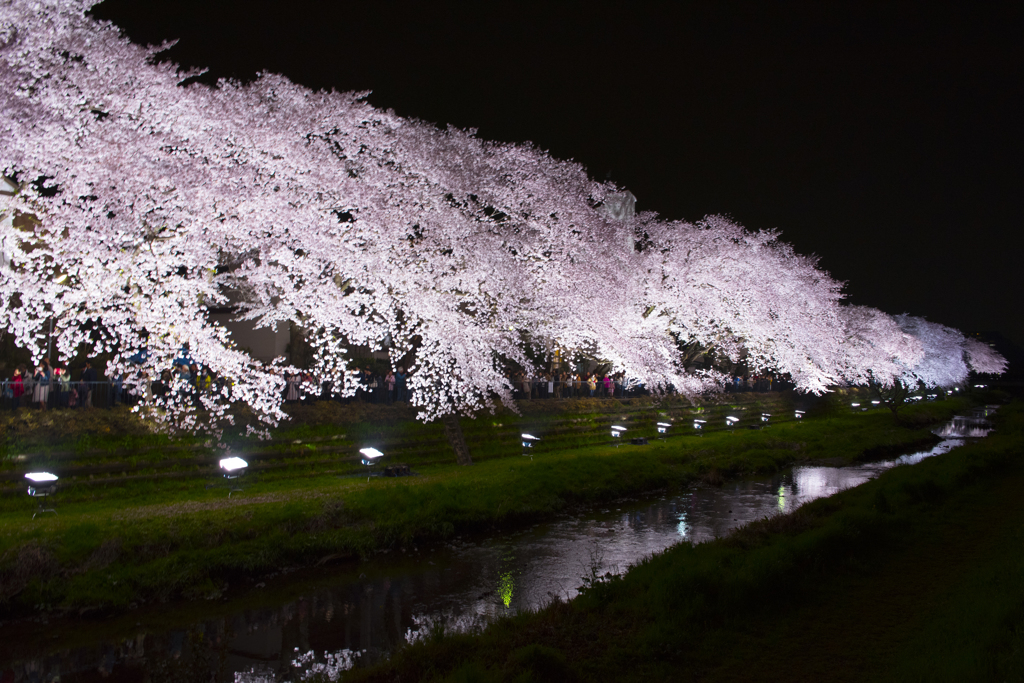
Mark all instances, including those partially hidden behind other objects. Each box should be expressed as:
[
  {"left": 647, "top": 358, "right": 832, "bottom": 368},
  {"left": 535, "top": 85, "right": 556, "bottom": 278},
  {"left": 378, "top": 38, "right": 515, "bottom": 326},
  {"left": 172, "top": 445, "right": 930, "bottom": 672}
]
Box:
[{"left": 0, "top": 439, "right": 964, "bottom": 682}]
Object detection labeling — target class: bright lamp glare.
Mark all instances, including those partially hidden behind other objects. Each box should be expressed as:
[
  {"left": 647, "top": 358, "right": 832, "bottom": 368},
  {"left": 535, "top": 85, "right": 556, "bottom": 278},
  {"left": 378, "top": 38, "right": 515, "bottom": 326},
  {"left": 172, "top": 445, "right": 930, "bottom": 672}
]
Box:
[
  {"left": 25, "top": 472, "right": 57, "bottom": 482},
  {"left": 521, "top": 433, "right": 539, "bottom": 441},
  {"left": 219, "top": 457, "right": 248, "bottom": 472},
  {"left": 359, "top": 447, "right": 384, "bottom": 459}
]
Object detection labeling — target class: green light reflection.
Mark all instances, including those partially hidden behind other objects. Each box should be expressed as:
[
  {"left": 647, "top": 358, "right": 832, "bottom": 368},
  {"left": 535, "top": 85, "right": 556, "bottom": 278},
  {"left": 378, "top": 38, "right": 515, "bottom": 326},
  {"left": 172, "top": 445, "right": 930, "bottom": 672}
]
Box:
[{"left": 499, "top": 571, "right": 514, "bottom": 607}]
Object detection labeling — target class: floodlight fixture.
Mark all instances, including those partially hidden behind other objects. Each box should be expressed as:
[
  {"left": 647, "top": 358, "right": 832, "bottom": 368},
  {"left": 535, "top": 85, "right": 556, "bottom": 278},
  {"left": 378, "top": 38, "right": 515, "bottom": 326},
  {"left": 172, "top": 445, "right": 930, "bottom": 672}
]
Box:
[
  {"left": 871, "top": 400, "right": 880, "bottom": 405},
  {"left": 761, "top": 413, "right": 771, "bottom": 423},
  {"left": 794, "top": 410, "right": 805, "bottom": 419},
  {"left": 219, "top": 457, "right": 248, "bottom": 473},
  {"left": 851, "top": 403, "right": 860, "bottom": 407},
  {"left": 611, "top": 425, "right": 627, "bottom": 446},
  {"left": 656, "top": 422, "right": 672, "bottom": 434},
  {"left": 521, "top": 433, "right": 540, "bottom": 459},
  {"left": 975, "top": 384, "right": 987, "bottom": 388},
  {"left": 360, "top": 447, "right": 384, "bottom": 460},
  {"left": 726, "top": 416, "right": 739, "bottom": 427},
  {"left": 359, "top": 447, "right": 384, "bottom": 481},
  {"left": 218, "top": 456, "right": 248, "bottom": 497},
  {"left": 25, "top": 472, "right": 58, "bottom": 518},
  {"left": 693, "top": 419, "right": 706, "bottom": 430}
]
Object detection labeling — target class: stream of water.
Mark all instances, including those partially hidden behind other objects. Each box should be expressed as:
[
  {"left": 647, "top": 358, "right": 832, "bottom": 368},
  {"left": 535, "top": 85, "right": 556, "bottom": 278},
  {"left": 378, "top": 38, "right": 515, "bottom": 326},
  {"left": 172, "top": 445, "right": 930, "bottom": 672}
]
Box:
[{"left": 0, "top": 432, "right": 975, "bottom": 682}]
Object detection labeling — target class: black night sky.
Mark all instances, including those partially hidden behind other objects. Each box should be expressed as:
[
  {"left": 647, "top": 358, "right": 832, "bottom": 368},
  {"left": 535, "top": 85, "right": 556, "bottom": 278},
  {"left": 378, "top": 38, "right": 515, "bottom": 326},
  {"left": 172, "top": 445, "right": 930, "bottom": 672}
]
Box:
[{"left": 92, "top": 1, "right": 1024, "bottom": 357}]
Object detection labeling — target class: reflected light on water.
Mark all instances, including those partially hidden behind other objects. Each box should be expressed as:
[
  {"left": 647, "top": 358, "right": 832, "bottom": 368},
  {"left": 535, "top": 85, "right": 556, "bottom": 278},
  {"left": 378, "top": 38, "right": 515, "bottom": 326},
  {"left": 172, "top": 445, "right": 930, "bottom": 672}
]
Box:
[
  {"left": 6, "top": 433, "right": 975, "bottom": 682},
  {"left": 499, "top": 572, "right": 514, "bottom": 608},
  {"left": 677, "top": 516, "right": 689, "bottom": 539},
  {"left": 792, "top": 467, "right": 855, "bottom": 501}
]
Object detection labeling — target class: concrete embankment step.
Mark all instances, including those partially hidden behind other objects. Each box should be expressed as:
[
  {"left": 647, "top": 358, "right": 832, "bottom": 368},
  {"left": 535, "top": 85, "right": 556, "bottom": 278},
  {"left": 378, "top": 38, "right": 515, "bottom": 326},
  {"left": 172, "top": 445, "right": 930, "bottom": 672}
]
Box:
[{"left": 0, "top": 393, "right": 798, "bottom": 494}]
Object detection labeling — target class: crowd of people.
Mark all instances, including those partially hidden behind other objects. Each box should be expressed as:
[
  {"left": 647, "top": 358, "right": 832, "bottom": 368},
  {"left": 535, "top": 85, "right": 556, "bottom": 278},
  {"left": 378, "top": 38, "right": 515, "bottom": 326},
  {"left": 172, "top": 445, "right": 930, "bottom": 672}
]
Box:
[
  {"left": 509, "top": 371, "right": 787, "bottom": 399},
  {"left": 283, "top": 366, "right": 410, "bottom": 405},
  {"left": 1, "top": 359, "right": 107, "bottom": 410},
  {"left": 2, "top": 359, "right": 789, "bottom": 412},
  {"left": 0, "top": 358, "right": 220, "bottom": 411},
  {"left": 725, "top": 374, "right": 784, "bottom": 393},
  {"left": 509, "top": 371, "right": 638, "bottom": 399}
]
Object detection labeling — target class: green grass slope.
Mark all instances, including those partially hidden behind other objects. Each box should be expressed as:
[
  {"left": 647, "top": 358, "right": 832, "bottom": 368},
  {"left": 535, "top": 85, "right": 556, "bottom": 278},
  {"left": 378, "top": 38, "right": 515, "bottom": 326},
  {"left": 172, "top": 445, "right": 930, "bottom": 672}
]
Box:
[{"left": 0, "top": 397, "right": 962, "bottom": 617}]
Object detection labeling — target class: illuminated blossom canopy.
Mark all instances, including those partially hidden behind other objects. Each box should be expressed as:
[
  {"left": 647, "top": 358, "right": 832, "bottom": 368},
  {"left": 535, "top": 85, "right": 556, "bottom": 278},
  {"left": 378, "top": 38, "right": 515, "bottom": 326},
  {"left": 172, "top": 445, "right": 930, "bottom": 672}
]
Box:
[
  {"left": 0, "top": 0, "right": 1005, "bottom": 437},
  {"left": 893, "top": 315, "right": 1007, "bottom": 388},
  {"left": 837, "top": 305, "right": 925, "bottom": 388}
]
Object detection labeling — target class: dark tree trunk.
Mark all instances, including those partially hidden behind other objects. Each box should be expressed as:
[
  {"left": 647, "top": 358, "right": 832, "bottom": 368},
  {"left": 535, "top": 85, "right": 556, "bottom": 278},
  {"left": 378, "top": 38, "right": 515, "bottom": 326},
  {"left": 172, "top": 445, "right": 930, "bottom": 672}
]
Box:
[
  {"left": 870, "top": 377, "right": 910, "bottom": 422},
  {"left": 442, "top": 413, "right": 474, "bottom": 466}
]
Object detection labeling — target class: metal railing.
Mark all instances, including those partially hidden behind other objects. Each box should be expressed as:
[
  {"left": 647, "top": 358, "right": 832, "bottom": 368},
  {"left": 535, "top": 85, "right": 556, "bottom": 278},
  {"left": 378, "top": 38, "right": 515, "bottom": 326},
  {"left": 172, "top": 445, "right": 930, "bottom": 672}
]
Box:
[
  {"left": 0, "top": 375, "right": 789, "bottom": 411},
  {"left": 0, "top": 380, "right": 140, "bottom": 410}
]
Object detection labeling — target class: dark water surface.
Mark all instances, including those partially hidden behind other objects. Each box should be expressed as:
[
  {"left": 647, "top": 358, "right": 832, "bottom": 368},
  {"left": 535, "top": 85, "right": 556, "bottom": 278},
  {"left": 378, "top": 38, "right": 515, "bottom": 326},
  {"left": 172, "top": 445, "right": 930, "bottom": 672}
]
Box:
[{"left": 0, "top": 437, "right": 966, "bottom": 682}]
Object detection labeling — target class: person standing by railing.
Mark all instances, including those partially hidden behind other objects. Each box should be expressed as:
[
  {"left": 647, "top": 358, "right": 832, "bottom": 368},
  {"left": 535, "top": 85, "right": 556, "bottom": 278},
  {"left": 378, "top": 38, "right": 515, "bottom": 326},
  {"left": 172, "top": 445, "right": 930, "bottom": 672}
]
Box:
[
  {"left": 360, "top": 366, "right": 376, "bottom": 403},
  {"left": 11, "top": 367, "right": 24, "bottom": 409},
  {"left": 385, "top": 369, "right": 396, "bottom": 404},
  {"left": 80, "top": 360, "right": 97, "bottom": 408},
  {"left": 396, "top": 366, "right": 407, "bottom": 402},
  {"left": 174, "top": 363, "right": 191, "bottom": 404},
  {"left": 111, "top": 373, "right": 124, "bottom": 406},
  {"left": 285, "top": 371, "right": 300, "bottom": 402},
  {"left": 58, "top": 367, "right": 71, "bottom": 407},
  {"left": 33, "top": 360, "right": 51, "bottom": 410}
]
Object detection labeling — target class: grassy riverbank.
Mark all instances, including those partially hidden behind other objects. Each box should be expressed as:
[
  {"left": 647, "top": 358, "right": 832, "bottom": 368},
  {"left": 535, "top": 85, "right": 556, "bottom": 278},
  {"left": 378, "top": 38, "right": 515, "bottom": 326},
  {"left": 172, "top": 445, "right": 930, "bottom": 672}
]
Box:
[
  {"left": 344, "top": 401, "right": 1024, "bottom": 683},
  {"left": 0, "top": 397, "right": 966, "bottom": 617}
]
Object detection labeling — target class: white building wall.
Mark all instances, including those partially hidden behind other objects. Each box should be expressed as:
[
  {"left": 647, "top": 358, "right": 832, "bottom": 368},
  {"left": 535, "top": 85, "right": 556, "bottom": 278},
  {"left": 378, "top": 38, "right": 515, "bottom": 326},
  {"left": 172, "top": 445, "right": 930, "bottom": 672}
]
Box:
[{"left": 208, "top": 314, "right": 290, "bottom": 363}]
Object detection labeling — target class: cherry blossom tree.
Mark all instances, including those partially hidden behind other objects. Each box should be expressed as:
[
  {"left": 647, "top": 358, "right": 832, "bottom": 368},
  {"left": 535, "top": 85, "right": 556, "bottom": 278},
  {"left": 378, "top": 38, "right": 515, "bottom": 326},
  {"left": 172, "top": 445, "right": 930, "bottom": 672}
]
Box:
[
  {"left": 0, "top": 0, "right": 1005, "bottom": 455},
  {"left": 846, "top": 312, "right": 1007, "bottom": 417},
  {"left": 962, "top": 337, "right": 1008, "bottom": 376},
  {"left": 0, "top": 0, "right": 634, "bottom": 446},
  {"left": 837, "top": 305, "right": 924, "bottom": 388}
]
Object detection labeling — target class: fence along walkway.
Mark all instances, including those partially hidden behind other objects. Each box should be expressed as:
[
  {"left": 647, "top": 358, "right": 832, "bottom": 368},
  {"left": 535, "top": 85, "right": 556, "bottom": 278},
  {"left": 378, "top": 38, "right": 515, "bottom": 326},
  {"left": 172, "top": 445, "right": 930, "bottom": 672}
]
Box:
[{"left": 2, "top": 374, "right": 791, "bottom": 410}]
